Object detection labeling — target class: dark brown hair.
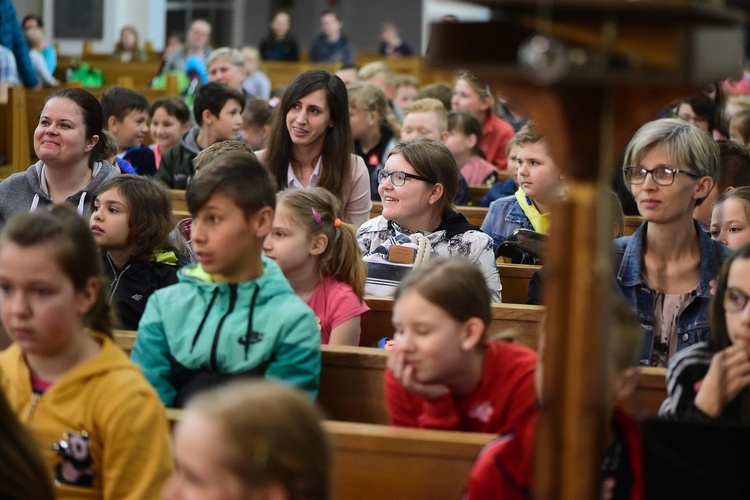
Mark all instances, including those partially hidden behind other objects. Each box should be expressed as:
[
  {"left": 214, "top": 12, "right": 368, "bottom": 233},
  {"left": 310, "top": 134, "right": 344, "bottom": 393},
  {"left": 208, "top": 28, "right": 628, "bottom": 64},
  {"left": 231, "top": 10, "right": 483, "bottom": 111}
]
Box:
[
  {"left": 264, "top": 70, "right": 352, "bottom": 199},
  {"left": 0, "top": 205, "right": 113, "bottom": 335},
  {"left": 447, "top": 110, "right": 485, "bottom": 159},
  {"left": 91, "top": 176, "right": 175, "bottom": 261},
  {"left": 187, "top": 150, "right": 276, "bottom": 219},
  {"left": 388, "top": 138, "right": 457, "bottom": 216}
]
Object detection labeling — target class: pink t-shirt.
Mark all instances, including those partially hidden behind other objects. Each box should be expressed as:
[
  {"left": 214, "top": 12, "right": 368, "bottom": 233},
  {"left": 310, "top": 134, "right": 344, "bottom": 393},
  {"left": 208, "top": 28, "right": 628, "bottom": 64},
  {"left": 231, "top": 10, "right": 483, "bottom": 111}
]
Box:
[{"left": 307, "top": 277, "right": 370, "bottom": 344}]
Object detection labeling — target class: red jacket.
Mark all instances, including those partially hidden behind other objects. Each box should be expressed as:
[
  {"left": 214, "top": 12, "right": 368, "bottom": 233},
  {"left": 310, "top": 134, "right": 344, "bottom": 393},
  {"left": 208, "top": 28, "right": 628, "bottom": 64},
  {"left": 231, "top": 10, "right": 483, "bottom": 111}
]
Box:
[
  {"left": 385, "top": 340, "right": 537, "bottom": 433},
  {"left": 481, "top": 114, "right": 515, "bottom": 171},
  {"left": 464, "top": 408, "right": 645, "bottom": 500}
]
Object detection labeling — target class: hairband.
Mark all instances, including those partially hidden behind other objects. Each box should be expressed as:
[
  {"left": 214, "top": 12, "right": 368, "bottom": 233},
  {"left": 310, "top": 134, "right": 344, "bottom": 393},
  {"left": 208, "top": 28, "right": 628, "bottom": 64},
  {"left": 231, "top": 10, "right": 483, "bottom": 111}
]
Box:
[
  {"left": 333, "top": 218, "right": 341, "bottom": 228},
  {"left": 311, "top": 207, "right": 321, "bottom": 224}
]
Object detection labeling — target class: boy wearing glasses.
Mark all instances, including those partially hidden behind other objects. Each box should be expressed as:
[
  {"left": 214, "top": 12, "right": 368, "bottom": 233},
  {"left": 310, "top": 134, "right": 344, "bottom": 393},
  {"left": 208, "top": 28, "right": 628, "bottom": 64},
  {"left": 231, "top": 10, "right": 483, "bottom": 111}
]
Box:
[{"left": 481, "top": 121, "right": 565, "bottom": 252}]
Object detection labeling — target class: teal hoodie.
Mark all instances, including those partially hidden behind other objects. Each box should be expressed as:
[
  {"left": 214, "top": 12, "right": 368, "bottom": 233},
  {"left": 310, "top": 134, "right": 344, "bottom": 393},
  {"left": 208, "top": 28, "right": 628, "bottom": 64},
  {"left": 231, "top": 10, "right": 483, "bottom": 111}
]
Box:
[{"left": 131, "top": 256, "right": 321, "bottom": 407}]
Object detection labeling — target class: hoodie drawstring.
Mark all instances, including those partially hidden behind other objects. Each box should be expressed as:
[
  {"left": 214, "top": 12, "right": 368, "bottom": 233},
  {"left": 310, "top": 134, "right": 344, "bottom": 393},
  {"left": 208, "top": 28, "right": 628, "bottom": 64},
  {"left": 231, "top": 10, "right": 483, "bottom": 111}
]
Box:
[
  {"left": 239, "top": 285, "right": 261, "bottom": 360},
  {"left": 77, "top": 192, "right": 87, "bottom": 216},
  {"left": 29, "top": 194, "right": 39, "bottom": 212},
  {"left": 189, "top": 288, "right": 219, "bottom": 353}
]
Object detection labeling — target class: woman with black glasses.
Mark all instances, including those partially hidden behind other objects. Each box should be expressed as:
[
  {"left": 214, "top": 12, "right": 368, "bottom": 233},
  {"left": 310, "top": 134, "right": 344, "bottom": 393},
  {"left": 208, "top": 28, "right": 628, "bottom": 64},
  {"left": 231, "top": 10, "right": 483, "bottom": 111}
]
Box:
[
  {"left": 660, "top": 243, "right": 750, "bottom": 421},
  {"left": 357, "top": 138, "right": 502, "bottom": 301},
  {"left": 614, "top": 118, "right": 732, "bottom": 367}
]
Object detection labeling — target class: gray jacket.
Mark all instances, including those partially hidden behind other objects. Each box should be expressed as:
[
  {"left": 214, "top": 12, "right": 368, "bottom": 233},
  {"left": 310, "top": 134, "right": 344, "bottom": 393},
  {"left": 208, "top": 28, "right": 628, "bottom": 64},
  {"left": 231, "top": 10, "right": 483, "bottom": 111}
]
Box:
[{"left": 0, "top": 160, "right": 118, "bottom": 226}]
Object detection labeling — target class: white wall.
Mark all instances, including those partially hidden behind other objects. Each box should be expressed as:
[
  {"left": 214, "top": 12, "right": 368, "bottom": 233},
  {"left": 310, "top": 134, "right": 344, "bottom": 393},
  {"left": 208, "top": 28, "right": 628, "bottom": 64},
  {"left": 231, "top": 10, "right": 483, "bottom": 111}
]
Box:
[
  {"left": 43, "top": 0, "right": 167, "bottom": 56},
  {"left": 421, "top": 0, "right": 490, "bottom": 53}
]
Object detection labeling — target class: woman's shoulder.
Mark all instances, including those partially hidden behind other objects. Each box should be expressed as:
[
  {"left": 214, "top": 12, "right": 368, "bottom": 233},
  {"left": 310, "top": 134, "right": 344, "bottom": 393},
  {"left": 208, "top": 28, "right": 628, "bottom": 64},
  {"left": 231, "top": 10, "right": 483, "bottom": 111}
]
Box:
[{"left": 357, "top": 215, "right": 389, "bottom": 235}]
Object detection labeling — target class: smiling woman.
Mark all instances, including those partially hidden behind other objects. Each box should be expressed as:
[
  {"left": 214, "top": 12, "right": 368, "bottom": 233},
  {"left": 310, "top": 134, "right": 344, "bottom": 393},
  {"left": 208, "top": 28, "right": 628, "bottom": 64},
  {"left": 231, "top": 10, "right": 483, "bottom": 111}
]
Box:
[
  {"left": 614, "top": 118, "right": 732, "bottom": 368},
  {"left": 256, "top": 69, "right": 372, "bottom": 228},
  {"left": 0, "top": 88, "right": 117, "bottom": 226},
  {"left": 356, "top": 138, "right": 502, "bottom": 302}
]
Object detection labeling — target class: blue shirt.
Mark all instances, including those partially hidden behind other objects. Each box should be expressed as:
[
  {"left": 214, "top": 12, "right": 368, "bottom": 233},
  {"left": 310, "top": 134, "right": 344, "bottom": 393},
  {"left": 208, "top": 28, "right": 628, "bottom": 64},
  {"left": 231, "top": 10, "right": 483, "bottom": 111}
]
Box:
[
  {"left": 0, "top": 0, "right": 38, "bottom": 87},
  {"left": 481, "top": 192, "right": 534, "bottom": 252},
  {"left": 309, "top": 34, "right": 354, "bottom": 64}
]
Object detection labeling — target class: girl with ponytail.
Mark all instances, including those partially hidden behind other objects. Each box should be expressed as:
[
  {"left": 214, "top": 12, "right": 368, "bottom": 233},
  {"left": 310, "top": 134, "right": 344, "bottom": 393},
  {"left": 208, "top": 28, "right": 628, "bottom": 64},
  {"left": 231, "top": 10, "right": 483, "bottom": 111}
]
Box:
[{"left": 264, "top": 187, "right": 369, "bottom": 345}]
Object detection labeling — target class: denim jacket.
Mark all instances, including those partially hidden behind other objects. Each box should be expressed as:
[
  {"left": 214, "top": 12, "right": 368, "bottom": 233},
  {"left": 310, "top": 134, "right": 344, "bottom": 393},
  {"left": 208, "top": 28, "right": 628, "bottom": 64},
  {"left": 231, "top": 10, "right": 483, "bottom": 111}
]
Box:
[
  {"left": 613, "top": 221, "right": 732, "bottom": 366},
  {"left": 481, "top": 193, "right": 534, "bottom": 252}
]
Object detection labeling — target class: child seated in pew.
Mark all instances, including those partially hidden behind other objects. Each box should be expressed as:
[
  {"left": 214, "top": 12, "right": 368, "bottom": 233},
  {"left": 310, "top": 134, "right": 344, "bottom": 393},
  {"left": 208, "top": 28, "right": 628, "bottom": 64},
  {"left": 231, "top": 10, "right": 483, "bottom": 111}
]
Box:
[
  {"left": 392, "top": 75, "right": 419, "bottom": 121},
  {"left": 101, "top": 130, "right": 137, "bottom": 174},
  {"left": 131, "top": 151, "right": 320, "bottom": 407},
  {"left": 401, "top": 97, "right": 471, "bottom": 205},
  {"left": 481, "top": 121, "right": 566, "bottom": 252},
  {"left": 465, "top": 298, "right": 644, "bottom": 499},
  {"left": 385, "top": 257, "right": 536, "bottom": 433},
  {"left": 357, "top": 138, "right": 502, "bottom": 302},
  {"left": 264, "top": 188, "right": 369, "bottom": 346},
  {"left": 240, "top": 98, "right": 272, "bottom": 151},
  {"left": 348, "top": 82, "right": 399, "bottom": 200},
  {"left": 90, "top": 175, "right": 184, "bottom": 330},
  {"left": 164, "top": 380, "right": 330, "bottom": 500},
  {"left": 477, "top": 137, "right": 519, "bottom": 207},
  {"left": 660, "top": 242, "right": 750, "bottom": 421},
  {"left": 445, "top": 110, "right": 499, "bottom": 188},
  {"left": 710, "top": 187, "right": 750, "bottom": 250},
  {"left": 156, "top": 82, "right": 245, "bottom": 189},
  {"left": 100, "top": 87, "right": 157, "bottom": 176},
  {"left": 149, "top": 97, "right": 191, "bottom": 169},
  {"left": 0, "top": 205, "right": 172, "bottom": 499}
]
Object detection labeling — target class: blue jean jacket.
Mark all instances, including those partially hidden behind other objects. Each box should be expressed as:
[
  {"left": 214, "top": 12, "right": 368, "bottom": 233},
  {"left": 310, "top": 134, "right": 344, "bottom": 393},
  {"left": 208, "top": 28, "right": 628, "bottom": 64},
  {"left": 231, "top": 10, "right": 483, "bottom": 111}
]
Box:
[
  {"left": 481, "top": 193, "right": 534, "bottom": 252},
  {"left": 613, "top": 221, "right": 732, "bottom": 366}
]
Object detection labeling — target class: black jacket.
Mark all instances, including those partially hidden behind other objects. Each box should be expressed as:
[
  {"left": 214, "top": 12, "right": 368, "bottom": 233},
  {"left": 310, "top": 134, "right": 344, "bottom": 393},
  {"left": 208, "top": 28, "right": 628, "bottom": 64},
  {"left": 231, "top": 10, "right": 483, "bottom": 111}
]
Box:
[{"left": 103, "top": 253, "right": 182, "bottom": 330}]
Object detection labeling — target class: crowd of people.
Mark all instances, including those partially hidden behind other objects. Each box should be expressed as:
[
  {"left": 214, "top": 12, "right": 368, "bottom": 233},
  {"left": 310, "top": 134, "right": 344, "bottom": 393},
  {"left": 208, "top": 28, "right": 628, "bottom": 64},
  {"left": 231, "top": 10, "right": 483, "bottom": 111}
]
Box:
[{"left": 3, "top": 3, "right": 750, "bottom": 499}]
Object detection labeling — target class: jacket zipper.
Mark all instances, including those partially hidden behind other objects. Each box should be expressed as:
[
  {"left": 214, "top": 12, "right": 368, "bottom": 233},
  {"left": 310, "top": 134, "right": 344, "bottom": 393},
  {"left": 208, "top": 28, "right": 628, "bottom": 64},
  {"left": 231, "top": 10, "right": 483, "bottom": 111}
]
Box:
[
  {"left": 106, "top": 255, "right": 131, "bottom": 303},
  {"left": 28, "top": 393, "right": 41, "bottom": 420},
  {"left": 210, "top": 285, "right": 238, "bottom": 371}
]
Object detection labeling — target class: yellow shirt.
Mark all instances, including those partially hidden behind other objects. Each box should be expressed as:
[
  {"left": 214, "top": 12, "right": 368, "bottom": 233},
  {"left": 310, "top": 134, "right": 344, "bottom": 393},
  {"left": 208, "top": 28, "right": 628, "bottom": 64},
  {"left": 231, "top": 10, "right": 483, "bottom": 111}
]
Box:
[{"left": 515, "top": 189, "right": 551, "bottom": 234}]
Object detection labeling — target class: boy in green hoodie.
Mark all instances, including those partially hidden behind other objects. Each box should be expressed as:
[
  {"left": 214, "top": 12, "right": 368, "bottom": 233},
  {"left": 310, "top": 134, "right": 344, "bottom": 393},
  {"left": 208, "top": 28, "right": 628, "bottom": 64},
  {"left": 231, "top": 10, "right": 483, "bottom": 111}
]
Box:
[{"left": 131, "top": 151, "right": 320, "bottom": 407}]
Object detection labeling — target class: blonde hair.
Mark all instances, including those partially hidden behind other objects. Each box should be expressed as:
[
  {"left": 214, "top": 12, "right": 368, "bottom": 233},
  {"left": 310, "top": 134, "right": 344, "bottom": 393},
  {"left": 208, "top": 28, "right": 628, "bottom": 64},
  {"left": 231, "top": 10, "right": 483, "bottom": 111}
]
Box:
[
  {"left": 404, "top": 97, "right": 448, "bottom": 132},
  {"left": 185, "top": 380, "right": 330, "bottom": 500},
  {"left": 357, "top": 61, "right": 394, "bottom": 85},
  {"left": 730, "top": 109, "right": 750, "bottom": 146},
  {"left": 276, "top": 188, "right": 366, "bottom": 299},
  {"left": 194, "top": 139, "right": 254, "bottom": 173},
  {"left": 206, "top": 47, "right": 245, "bottom": 70},
  {"left": 347, "top": 82, "right": 399, "bottom": 136}
]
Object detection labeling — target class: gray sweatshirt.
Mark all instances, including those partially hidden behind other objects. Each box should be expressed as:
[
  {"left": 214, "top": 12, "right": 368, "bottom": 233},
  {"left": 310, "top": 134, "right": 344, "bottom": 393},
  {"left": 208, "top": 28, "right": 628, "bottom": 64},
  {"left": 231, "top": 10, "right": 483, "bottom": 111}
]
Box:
[{"left": 0, "top": 160, "right": 118, "bottom": 226}]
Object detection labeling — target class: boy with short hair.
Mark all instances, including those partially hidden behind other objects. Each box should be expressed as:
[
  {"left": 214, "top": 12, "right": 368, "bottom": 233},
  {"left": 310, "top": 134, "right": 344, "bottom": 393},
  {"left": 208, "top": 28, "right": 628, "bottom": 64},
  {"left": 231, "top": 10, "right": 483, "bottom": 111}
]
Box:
[
  {"left": 401, "top": 98, "right": 470, "bottom": 205},
  {"left": 156, "top": 81, "right": 245, "bottom": 189},
  {"left": 101, "top": 86, "right": 156, "bottom": 176},
  {"left": 132, "top": 150, "right": 321, "bottom": 408},
  {"left": 481, "top": 121, "right": 566, "bottom": 251}
]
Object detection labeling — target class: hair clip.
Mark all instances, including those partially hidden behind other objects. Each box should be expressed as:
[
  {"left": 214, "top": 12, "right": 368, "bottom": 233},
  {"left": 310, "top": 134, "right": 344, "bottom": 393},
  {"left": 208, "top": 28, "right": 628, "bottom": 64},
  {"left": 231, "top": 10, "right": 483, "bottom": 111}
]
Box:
[
  {"left": 311, "top": 207, "right": 322, "bottom": 224},
  {"left": 333, "top": 218, "right": 342, "bottom": 228}
]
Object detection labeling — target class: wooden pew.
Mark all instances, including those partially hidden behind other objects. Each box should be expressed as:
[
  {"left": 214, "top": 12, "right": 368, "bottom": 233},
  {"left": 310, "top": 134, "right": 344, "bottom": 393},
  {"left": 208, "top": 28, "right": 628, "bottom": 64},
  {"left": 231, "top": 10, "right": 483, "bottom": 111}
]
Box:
[
  {"left": 0, "top": 87, "right": 31, "bottom": 174},
  {"left": 170, "top": 189, "right": 187, "bottom": 212},
  {"left": 370, "top": 201, "right": 489, "bottom": 228},
  {"left": 624, "top": 215, "right": 643, "bottom": 236},
  {"left": 468, "top": 186, "right": 490, "bottom": 206},
  {"left": 166, "top": 406, "right": 493, "bottom": 500},
  {"left": 260, "top": 61, "right": 341, "bottom": 89},
  {"left": 497, "top": 263, "right": 539, "bottom": 304},
  {"left": 362, "top": 295, "right": 543, "bottom": 349}
]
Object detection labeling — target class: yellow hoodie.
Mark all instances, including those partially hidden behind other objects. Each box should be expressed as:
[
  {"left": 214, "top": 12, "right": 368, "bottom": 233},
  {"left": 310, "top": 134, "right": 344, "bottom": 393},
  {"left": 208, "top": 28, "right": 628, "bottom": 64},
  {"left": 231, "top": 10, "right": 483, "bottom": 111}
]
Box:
[{"left": 0, "top": 331, "right": 172, "bottom": 499}]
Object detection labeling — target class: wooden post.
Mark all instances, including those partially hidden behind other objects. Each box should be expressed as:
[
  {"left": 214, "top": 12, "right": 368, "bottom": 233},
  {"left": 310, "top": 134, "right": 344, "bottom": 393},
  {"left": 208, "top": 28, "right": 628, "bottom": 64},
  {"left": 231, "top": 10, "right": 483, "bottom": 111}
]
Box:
[{"left": 428, "top": 2, "right": 744, "bottom": 497}]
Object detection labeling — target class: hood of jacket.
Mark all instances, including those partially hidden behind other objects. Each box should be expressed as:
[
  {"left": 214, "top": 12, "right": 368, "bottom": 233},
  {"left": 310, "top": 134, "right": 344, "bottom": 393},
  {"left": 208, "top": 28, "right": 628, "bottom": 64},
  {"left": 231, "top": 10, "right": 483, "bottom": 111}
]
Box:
[
  {"left": 23, "top": 160, "right": 117, "bottom": 216},
  {"left": 179, "top": 126, "right": 202, "bottom": 156}
]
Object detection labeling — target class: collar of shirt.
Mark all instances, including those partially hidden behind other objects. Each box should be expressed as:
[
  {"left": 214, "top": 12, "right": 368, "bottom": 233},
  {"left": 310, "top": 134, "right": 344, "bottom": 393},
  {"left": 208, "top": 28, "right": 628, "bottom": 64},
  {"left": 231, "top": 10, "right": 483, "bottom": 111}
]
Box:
[{"left": 287, "top": 156, "right": 323, "bottom": 189}]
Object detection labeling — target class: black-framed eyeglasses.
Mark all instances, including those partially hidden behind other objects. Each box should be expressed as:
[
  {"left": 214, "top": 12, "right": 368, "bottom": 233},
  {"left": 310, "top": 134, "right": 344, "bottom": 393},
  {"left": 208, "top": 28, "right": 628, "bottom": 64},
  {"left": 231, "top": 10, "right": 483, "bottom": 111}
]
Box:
[
  {"left": 724, "top": 286, "right": 750, "bottom": 314},
  {"left": 377, "top": 169, "right": 436, "bottom": 187},
  {"left": 623, "top": 166, "right": 701, "bottom": 186}
]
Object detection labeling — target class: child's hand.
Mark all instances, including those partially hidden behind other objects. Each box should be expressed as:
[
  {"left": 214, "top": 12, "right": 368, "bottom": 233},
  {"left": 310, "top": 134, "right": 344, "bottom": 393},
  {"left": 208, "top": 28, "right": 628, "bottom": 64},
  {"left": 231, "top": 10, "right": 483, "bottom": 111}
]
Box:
[
  {"left": 387, "top": 347, "right": 450, "bottom": 400},
  {"left": 694, "top": 343, "right": 750, "bottom": 417}
]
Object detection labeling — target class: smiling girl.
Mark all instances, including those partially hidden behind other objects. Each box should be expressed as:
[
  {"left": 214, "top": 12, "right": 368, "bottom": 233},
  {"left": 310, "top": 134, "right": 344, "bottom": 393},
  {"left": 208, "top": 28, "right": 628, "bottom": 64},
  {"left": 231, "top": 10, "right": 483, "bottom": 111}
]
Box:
[
  {"left": 357, "top": 138, "right": 502, "bottom": 302},
  {"left": 257, "top": 70, "right": 371, "bottom": 227},
  {"left": 149, "top": 98, "right": 191, "bottom": 169},
  {"left": 385, "top": 257, "right": 536, "bottom": 432}
]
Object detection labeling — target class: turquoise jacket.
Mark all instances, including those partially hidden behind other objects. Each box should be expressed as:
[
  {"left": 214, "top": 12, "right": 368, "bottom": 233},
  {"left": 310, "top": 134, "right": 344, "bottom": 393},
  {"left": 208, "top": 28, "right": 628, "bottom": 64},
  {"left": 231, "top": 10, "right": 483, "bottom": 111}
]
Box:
[{"left": 131, "top": 257, "right": 321, "bottom": 407}]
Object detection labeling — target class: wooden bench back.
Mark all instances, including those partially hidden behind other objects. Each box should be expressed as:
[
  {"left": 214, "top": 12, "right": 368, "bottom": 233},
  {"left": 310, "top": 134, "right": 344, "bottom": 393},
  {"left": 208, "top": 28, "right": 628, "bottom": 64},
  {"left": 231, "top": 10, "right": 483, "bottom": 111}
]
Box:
[
  {"left": 0, "top": 87, "right": 31, "bottom": 173},
  {"left": 497, "top": 263, "right": 539, "bottom": 304},
  {"left": 369, "top": 201, "right": 488, "bottom": 228},
  {"left": 624, "top": 215, "right": 643, "bottom": 236}
]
